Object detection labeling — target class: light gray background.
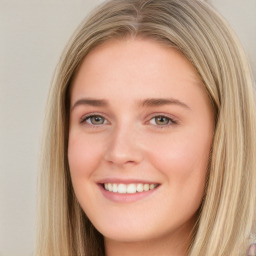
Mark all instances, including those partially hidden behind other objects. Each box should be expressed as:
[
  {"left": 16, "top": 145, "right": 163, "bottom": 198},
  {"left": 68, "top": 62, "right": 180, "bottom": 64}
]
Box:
[{"left": 0, "top": 1, "right": 255, "bottom": 255}]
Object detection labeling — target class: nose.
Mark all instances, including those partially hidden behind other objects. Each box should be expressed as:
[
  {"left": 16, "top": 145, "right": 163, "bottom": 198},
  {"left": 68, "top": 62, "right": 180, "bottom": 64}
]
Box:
[{"left": 104, "top": 124, "right": 144, "bottom": 166}]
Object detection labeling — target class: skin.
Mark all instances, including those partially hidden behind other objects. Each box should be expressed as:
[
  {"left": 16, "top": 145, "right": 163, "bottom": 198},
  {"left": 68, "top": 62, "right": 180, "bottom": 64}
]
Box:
[{"left": 68, "top": 38, "right": 214, "bottom": 256}]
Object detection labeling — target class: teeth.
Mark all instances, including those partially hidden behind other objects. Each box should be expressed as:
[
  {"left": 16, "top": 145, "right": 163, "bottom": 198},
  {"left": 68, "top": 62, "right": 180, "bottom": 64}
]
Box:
[
  {"left": 117, "top": 184, "right": 126, "bottom": 194},
  {"left": 112, "top": 183, "right": 118, "bottom": 192},
  {"left": 136, "top": 183, "right": 143, "bottom": 192},
  {"left": 104, "top": 183, "right": 157, "bottom": 193},
  {"left": 127, "top": 184, "right": 137, "bottom": 193},
  {"left": 149, "top": 184, "right": 155, "bottom": 190},
  {"left": 143, "top": 184, "right": 149, "bottom": 191}
]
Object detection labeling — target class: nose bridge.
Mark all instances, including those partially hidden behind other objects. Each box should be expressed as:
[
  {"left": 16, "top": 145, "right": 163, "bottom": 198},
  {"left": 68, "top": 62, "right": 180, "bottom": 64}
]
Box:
[{"left": 104, "top": 120, "right": 143, "bottom": 165}]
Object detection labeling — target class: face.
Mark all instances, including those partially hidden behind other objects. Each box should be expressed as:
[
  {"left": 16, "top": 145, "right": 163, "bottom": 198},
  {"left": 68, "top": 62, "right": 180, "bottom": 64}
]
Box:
[{"left": 68, "top": 38, "right": 214, "bottom": 245}]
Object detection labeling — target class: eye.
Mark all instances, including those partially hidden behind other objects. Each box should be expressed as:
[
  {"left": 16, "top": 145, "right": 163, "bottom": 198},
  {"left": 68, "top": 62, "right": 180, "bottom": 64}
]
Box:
[
  {"left": 149, "top": 115, "right": 175, "bottom": 126},
  {"left": 82, "top": 115, "right": 107, "bottom": 125}
]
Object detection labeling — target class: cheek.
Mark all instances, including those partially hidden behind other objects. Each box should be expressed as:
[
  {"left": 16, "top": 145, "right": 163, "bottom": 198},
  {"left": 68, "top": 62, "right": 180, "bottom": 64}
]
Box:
[
  {"left": 68, "top": 133, "right": 104, "bottom": 178},
  {"left": 147, "top": 132, "right": 211, "bottom": 175},
  {"left": 145, "top": 129, "right": 212, "bottom": 200}
]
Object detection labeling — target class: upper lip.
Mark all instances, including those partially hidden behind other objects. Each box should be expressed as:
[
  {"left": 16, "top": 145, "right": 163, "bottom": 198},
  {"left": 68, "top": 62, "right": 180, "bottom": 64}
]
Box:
[{"left": 97, "top": 178, "right": 160, "bottom": 185}]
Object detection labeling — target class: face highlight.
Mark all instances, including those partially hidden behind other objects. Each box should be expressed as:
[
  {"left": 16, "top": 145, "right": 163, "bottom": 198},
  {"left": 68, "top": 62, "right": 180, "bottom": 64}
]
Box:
[{"left": 68, "top": 38, "right": 214, "bottom": 253}]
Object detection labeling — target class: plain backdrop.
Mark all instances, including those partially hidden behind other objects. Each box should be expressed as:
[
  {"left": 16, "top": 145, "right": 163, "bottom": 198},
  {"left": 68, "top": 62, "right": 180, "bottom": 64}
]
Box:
[{"left": 0, "top": 0, "right": 255, "bottom": 255}]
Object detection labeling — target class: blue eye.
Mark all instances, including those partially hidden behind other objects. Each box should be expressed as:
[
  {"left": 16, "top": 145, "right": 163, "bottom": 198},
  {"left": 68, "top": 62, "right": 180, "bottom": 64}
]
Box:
[
  {"left": 82, "top": 115, "right": 106, "bottom": 125},
  {"left": 149, "top": 116, "right": 174, "bottom": 126}
]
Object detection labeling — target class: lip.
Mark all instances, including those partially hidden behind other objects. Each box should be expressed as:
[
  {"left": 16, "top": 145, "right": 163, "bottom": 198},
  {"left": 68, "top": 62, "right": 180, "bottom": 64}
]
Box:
[
  {"left": 97, "top": 178, "right": 159, "bottom": 184},
  {"left": 97, "top": 179, "right": 160, "bottom": 203}
]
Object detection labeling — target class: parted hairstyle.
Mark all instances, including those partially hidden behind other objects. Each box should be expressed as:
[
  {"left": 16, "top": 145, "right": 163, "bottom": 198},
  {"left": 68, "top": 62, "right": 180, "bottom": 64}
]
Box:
[{"left": 36, "top": 0, "right": 256, "bottom": 255}]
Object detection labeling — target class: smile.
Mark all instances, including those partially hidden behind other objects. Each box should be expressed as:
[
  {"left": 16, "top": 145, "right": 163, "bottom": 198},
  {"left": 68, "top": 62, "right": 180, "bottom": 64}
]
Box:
[{"left": 103, "top": 183, "right": 158, "bottom": 194}]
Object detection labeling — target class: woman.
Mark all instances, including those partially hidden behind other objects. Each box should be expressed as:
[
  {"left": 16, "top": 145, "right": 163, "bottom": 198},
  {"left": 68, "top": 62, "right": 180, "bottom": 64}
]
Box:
[{"left": 36, "top": 0, "right": 256, "bottom": 255}]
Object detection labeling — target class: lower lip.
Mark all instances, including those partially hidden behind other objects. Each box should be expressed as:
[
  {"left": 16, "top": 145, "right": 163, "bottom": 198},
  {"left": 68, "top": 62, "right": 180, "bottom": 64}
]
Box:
[{"left": 98, "top": 184, "right": 160, "bottom": 203}]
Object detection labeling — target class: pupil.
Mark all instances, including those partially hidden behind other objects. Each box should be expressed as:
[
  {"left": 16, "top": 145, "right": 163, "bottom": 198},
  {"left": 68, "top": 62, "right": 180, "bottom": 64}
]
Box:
[
  {"left": 157, "top": 116, "right": 168, "bottom": 125},
  {"left": 93, "top": 116, "right": 103, "bottom": 124}
]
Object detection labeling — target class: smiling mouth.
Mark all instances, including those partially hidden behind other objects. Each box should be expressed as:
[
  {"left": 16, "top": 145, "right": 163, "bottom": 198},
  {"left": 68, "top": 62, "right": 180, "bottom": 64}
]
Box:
[{"left": 102, "top": 183, "right": 159, "bottom": 194}]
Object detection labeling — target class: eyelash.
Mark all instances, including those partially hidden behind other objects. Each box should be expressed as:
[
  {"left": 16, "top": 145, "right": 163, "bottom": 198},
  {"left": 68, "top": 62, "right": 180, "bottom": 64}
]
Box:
[
  {"left": 80, "top": 113, "right": 178, "bottom": 128},
  {"left": 148, "top": 115, "right": 177, "bottom": 127},
  {"left": 80, "top": 114, "right": 108, "bottom": 127}
]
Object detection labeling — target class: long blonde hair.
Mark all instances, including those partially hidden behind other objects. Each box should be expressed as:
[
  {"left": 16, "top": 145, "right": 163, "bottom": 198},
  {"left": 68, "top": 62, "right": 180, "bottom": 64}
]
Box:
[{"left": 36, "top": 0, "right": 256, "bottom": 255}]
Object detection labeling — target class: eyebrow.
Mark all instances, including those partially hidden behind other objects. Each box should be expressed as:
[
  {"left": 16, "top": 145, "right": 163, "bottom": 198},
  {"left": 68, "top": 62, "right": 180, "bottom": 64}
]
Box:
[
  {"left": 70, "top": 97, "right": 191, "bottom": 111},
  {"left": 140, "top": 98, "right": 190, "bottom": 109},
  {"left": 71, "top": 98, "right": 108, "bottom": 111}
]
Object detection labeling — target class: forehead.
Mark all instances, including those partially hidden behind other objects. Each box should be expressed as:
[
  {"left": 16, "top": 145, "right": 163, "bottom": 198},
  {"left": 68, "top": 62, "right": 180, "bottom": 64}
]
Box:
[{"left": 70, "top": 38, "right": 206, "bottom": 106}]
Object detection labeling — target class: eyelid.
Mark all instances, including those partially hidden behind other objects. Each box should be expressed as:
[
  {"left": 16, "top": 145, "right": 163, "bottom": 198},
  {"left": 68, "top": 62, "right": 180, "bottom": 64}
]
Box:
[
  {"left": 79, "top": 112, "right": 179, "bottom": 127},
  {"left": 80, "top": 112, "right": 110, "bottom": 126},
  {"left": 146, "top": 113, "right": 179, "bottom": 127}
]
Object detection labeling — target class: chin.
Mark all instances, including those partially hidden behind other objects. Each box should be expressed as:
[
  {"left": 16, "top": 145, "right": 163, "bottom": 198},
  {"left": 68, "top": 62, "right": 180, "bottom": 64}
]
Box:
[
  {"left": 92, "top": 217, "right": 161, "bottom": 243},
  {"left": 92, "top": 216, "right": 191, "bottom": 245}
]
